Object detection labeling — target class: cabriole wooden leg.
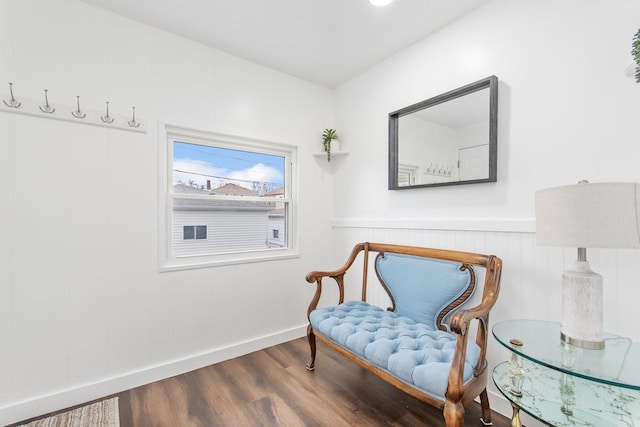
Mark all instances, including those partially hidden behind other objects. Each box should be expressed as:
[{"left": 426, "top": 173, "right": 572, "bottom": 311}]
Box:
[
  {"left": 443, "top": 401, "right": 464, "bottom": 427},
  {"left": 305, "top": 324, "right": 316, "bottom": 371},
  {"left": 479, "top": 388, "right": 493, "bottom": 425}
]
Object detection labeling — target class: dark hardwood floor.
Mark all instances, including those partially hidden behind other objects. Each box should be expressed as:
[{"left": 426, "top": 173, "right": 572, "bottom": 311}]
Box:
[{"left": 115, "top": 337, "right": 512, "bottom": 427}]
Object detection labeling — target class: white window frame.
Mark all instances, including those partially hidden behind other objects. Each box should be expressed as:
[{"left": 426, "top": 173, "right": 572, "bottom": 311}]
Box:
[
  {"left": 398, "top": 163, "right": 418, "bottom": 186},
  {"left": 159, "top": 122, "right": 298, "bottom": 271}
]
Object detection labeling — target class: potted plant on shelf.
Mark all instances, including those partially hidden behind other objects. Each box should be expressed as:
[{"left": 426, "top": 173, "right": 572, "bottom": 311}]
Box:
[{"left": 322, "top": 128, "right": 339, "bottom": 162}]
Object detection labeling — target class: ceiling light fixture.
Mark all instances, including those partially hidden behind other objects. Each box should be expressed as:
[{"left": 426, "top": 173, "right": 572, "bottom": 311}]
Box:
[{"left": 369, "top": 0, "right": 394, "bottom": 6}]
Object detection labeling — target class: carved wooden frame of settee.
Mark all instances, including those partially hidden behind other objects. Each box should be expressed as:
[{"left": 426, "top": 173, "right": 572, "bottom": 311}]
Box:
[{"left": 304, "top": 242, "right": 503, "bottom": 427}]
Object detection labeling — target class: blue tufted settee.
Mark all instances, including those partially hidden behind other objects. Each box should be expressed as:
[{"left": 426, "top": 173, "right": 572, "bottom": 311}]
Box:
[{"left": 304, "top": 242, "right": 502, "bottom": 427}]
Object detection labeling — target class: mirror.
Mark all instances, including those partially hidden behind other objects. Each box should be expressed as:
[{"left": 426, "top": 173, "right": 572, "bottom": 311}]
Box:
[{"left": 388, "top": 76, "right": 498, "bottom": 189}]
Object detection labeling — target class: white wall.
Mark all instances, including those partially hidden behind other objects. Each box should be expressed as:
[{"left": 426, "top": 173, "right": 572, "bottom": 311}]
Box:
[
  {"left": 0, "top": 0, "right": 336, "bottom": 424},
  {"left": 333, "top": 0, "right": 640, "bottom": 424}
]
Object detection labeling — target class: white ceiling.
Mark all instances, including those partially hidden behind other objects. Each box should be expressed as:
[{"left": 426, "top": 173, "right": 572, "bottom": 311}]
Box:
[{"left": 78, "top": 0, "right": 489, "bottom": 88}]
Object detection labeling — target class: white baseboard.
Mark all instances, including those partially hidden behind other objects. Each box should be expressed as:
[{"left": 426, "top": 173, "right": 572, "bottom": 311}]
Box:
[
  {"left": 487, "top": 389, "right": 545, "bottom": 427},
  {"left": 0, "top": 325, "right": 307, "bottom": 426},
  {"left": 487, "top": 389, "right": 513, "bottom": 419}
]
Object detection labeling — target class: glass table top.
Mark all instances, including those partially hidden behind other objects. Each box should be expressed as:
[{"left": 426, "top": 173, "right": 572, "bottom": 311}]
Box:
[{"left": 493, "top": 319, "right": 640, "bottom": 390}]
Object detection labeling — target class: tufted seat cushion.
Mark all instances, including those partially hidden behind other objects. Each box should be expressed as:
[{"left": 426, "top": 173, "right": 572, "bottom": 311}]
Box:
[{"left": 310, "top": 300, "right": 480, "bottom": 399}]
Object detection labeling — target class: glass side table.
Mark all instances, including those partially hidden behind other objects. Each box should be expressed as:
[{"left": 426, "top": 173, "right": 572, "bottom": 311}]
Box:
[{"left": 492, "top": 319, "right": 640, "bottom": 426}]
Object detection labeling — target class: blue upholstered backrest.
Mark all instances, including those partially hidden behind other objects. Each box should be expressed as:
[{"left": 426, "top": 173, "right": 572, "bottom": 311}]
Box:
[{"left": 375, "top": 253, "right": 474, "bottom": 330}]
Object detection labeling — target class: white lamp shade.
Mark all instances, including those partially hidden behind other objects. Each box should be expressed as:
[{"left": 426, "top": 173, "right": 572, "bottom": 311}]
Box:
[{"left": 535, "top": 182, "right": 640, "bottom": 248}]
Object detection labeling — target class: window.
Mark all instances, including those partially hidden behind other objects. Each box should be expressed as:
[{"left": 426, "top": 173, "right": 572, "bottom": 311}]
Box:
[
  {"left": 160, "top": 123, "right": 297, "bottom": 270},
  {"left": 398, "top": 164, "right": 418, "bottom": 187},
  {"left": 183, "top": 225, "right": 207, "bottom": 240}
]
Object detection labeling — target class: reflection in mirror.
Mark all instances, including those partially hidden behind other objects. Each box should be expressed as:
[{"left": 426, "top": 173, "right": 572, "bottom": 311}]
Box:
[{"left": 389, "top": 76, "right": 498, "bottom": 189}]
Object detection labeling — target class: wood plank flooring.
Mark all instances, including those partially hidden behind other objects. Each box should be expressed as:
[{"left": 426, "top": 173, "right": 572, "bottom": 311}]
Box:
[{"left": 114, "top": 337, "right": 512, "bottom": 427}]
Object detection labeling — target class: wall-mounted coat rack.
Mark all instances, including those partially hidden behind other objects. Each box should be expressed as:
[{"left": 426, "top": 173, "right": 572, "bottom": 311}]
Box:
[
  {"left": 423, "top": 162, "right": 454, "bottom": 177},
  {"left": 1, "top": 82, "right": 146, "bottom": 133}
]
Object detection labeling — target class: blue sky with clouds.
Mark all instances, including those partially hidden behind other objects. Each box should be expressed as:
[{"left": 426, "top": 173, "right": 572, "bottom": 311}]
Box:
[{"left": 173, "top": 141, "right": 285, "bottom": 192}]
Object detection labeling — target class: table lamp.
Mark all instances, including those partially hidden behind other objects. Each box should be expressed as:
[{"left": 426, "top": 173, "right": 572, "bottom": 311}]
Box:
[{"left": 535, "top": 181, "right": 640, "bottom": 349}]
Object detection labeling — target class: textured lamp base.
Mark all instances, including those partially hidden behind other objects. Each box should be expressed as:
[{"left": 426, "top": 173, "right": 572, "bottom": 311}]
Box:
[{"left": 561, "top": 261, "right": 604, "bottom": 349}]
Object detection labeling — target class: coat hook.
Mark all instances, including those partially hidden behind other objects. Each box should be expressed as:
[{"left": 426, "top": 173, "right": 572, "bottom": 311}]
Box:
[
  {"left": 128, "top": 106, "right": 140, "bottom": 128},
  {"left": 71, "top": 95, "right": 86, "bottom": 119},
  {"left": 39, "top": 89, "right": 55, "bottom": 113},
  {"left": 100, "top": 101, "right": 114, "bottom": 123},
  {"left": 3, "top": 82, "right": 21, "bottom": 108}
]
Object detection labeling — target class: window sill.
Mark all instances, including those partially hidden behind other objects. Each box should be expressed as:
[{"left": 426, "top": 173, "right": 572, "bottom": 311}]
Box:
[{"left": 159, "top": 248, "right": 300, "bottom": 272}]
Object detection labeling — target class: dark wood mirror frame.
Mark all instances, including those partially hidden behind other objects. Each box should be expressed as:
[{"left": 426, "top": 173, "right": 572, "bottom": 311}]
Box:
[{"left": 388, "top": 75, "right": 498, "bottom": 190}]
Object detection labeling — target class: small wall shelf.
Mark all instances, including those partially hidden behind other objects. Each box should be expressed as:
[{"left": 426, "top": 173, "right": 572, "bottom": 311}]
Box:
[{"left": 312, "top": 151, "right": 349, "bottom": 161}]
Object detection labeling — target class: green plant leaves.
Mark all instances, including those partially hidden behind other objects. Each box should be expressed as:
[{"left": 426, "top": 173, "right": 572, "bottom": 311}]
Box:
[
  {"left": 633, "top": 28, "right": 640, "bottom": 83},
  {"left": 322, "top": 128, "right": 338, "bottom": 162}
]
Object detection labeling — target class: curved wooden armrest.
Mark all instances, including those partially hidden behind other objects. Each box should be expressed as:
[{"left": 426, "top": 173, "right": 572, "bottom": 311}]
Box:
[
  {"left": 305, "top": 269, "right": 347, "bottom": 283},
  {"left": 449, "top": 255, "right": 502, "bottom": 335},
  {"left": 449, "top": 304, "right": 492, "bottom": 335},
  {"left": 305, "top": 243, "right": 367, "bottom": 283},
  {"left": 447, "top": 304, "right": 494, "bottom": 397},
  {"left": 304, "top": 243, "right": 371, "bottom": 319},
  {"left": 448, "top": 255, "right": 502, "bottom": 383},
  {"left": 448, "top": 305, "right": 492, "bottom": 382},
  {"left": 305, "top": 273, "right": 346, "bottom": 319}
]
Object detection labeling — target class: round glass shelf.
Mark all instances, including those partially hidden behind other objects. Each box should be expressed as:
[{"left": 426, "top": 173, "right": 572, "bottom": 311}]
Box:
[
  {"left": 493, "top": 319, "right": 640, "bottom": 390},
  {"left": 493, "top": 361, "right": 640, "bottom": 427}
]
